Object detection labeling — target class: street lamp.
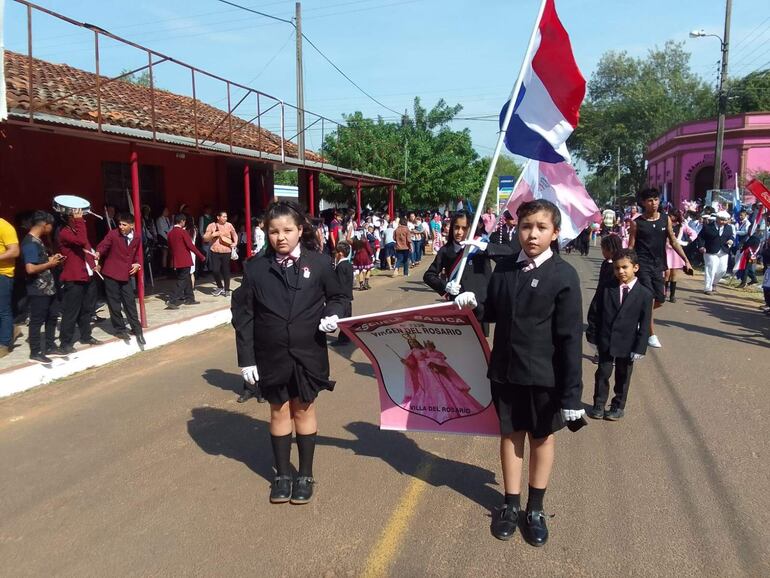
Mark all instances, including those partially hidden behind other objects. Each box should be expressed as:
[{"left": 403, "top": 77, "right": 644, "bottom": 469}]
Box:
[{"left": 690, "top": 0, "right": 732, "bottom": 192}]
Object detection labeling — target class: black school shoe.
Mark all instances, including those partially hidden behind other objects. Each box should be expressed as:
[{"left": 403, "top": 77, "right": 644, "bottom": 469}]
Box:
[
  {"left": 521, "top": 510, "right": 549, "bottom": 547},
  {"left": 269, "top": 476, "right": 292, "bottom": 504},
  {"left": 604, "top": 407, "right": 625, "bottom": 421},
  {"left": 587, "top": 405, "right": 605, "bottom": 419},
  {"left": 491, "top": 504, "right": 519, "bottom": 540},
  {"left": 290, "top": 476, "right": 315, "bottom": 504}
]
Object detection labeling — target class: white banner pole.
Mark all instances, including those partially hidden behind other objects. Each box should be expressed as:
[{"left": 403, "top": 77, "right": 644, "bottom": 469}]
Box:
[{"left": 453, "top": 0, "right": 548, "bottom": 282}]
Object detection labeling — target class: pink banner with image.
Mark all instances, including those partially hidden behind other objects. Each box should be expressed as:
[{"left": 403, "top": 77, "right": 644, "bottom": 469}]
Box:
[{"left": 337, "top": 303, "right": 499, "bottom": 436}]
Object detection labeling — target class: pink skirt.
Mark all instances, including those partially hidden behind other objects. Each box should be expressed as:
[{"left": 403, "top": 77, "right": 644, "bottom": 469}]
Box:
[{"left": 666, "top": 243, "right": 686, "bottom": 270}]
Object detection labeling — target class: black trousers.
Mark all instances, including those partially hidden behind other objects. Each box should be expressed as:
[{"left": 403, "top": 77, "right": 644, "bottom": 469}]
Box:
[
  {"left": 593, "top": 353, "right": 634, "bottom": 410},
  {"left": 59, "top": 279, "right": 96, "bottom": 346},
  {"left": 209, "top": 251, "right": 231, "bottom": 291},
  {"left": 169, "top": 267, "right": 193, "bottom": 304},
  {"left": 104, "top": 276, "right": 141, "bottom": 332},
  {"left": 28, "top": 295, "right": 58, "bottom": 355}
]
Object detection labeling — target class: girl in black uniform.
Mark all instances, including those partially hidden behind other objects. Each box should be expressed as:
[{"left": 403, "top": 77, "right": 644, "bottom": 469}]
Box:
[
  {"left": 423, "top": 210, "right": 491, "bottom": 332},
  {"left": 232, "top": 202, "right": 349, "bottom": 505}
]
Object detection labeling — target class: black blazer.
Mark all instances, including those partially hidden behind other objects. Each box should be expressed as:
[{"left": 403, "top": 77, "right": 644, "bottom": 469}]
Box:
[
  {"left": 483, "top": 254, "right": 583, "bottom": 409},
  {"left": 586, "top": 280, "right": 652, "bottom": 358},
  {"left": 597, "top": 259, "right": 616, "bottom": 293},
  {"left": 335, "top": 259, "right": 354, "bottom": 317},
  {"left": 489, "top": 226, "right": 522, "bottom": 255},
  {"left": 231, "top": 248, "right": 350, "bottom": 386},
  {"left": 423, "top": 244, "right": 491, "bottom": 320},
  {"left": 696, "top": 223, "right": 734, "bottom": 254}
]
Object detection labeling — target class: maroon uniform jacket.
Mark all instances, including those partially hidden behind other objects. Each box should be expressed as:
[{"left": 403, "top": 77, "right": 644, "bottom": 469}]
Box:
[
  {"left": 58, "top": 219, "right": 97, "bottom": 283},
  {"left": 96, "top": 228, "right": 140, "bottom": 282},
  {"left": 167, "top": 226, "right": 205, "bottom": 269}
]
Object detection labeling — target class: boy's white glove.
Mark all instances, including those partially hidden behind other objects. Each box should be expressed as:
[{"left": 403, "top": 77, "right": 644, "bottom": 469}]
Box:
[
  {"left": 318, "top": 315, "right": 340, "bottom": 333},
  {"left": 241, "top": 365, "right": 259, "bottom": 385},
  {"left": 631, "top": 352, "right": 645, "bottom": 361},
  {"left": 460, "top": 239, "right": 488, "bottom": 252},
  {"left": 454, "top": 292, "right": 477, "bottom": 310},
  {"left": 445, "top": 280, "right": 462, "bottom": 296},
  {"left": 561, "top": 408, "right": 586, "bottom": 421}
]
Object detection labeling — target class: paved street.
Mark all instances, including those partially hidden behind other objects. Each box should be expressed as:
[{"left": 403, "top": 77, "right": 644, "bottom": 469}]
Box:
[{"left": 1, "top": 254, "right": 768, "bottom": 577}]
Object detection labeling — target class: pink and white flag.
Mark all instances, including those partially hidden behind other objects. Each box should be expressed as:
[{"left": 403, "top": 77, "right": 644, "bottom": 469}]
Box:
[{"left": 506, "top": 160, "right": 599, "bottom": 245}]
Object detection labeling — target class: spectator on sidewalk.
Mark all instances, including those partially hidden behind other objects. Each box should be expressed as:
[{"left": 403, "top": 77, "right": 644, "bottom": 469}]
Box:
[
  {"left": 155, "top": 207, "right": 172, "bottom": 273},
  {"left": 96, "top": 213, "right": 145, "bottom": 345},
  {"left": 0, "top": 216, "right": 19, "bottom": 358},
  {"left": 167, "top": 214, "right": 206, "bottom": 309},
  {"left": 21, "top": 212, "right": 64, "bottom": 363},
  {"left": 393, "top": 218, "right": 411, "bottom": 278},
  {"left": 203, "top": 211, "right": 237, "bottom": 297}
]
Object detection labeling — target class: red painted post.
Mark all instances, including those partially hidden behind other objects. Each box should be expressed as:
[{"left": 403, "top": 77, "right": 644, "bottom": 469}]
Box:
[
  {"left": 356, "top": 180, "right": 362, "bottom": 224},
  {"left": 130, "top": 144, "right": 147, "bottom": 328},
  {"left": 308, "top": 171, "right": 315, "bottom": 217},
  {"left": 244, "top": 164, "right": 252, "bottom": 257},
  {"left": 388, "top": 185, "right": 395, "bottom": 220}
]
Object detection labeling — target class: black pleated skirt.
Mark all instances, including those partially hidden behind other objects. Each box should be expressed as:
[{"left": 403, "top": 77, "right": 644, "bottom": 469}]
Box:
[{"left": 260, "top": 359, "right": 335, "bottom": 406}]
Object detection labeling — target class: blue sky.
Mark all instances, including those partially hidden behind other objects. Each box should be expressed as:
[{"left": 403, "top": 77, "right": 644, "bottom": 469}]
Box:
[{"left": 4, "top": 0, "right": 769, "bottom": 160}]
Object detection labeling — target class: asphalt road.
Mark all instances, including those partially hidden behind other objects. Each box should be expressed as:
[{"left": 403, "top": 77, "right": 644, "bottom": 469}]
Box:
[{"left": 1, "top": 254, "right": 768, "bottom": 577}]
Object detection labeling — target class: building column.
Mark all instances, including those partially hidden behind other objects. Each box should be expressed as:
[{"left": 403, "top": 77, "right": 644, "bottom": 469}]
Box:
[
  {"left": 129, "top": 143, "right": 147, "bottom": 328},
  {"left": 244, "top": 164, "right": 252, "bottom": 256}
]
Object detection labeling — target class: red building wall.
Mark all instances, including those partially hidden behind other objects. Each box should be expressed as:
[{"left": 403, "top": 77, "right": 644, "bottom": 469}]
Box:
[{"left": 0, "top": 125, "right": 274, "bottom": 227}]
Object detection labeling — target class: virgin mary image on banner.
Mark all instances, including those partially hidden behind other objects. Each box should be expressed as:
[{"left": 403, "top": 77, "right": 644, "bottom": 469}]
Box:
[
  {"left": 399, "top": 335, "right": 485, "bottom": 423},
  {"left": 337, "top": 303, "right": 499, "bottom": 435}
]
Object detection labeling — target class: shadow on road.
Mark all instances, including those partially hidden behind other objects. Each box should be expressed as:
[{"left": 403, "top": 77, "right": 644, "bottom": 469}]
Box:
[
  {"left": 186, "top": 409, "right": 500, "bottom": 511},
  {"left": 317, "top": 421, "right": 501, "bottom": 512},
  {"left": 201, "top": 369, "right": 243, "bottom": 394}
]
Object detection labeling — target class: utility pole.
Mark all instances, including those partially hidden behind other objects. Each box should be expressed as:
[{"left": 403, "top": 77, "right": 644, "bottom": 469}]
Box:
[
  {"left": 712, "top": 0, "right": 732, "bottom": 191},
  {"left": 613, "top": 145, "right": 620, "bottom": 205},
  {"left": 295, "top": 2, "right": 305, "bottom": 161}
]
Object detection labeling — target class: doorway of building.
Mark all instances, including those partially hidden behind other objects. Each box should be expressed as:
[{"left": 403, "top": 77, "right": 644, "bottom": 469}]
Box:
[{"left": 692, "top": 166, "right": 718, "bottom": 205}]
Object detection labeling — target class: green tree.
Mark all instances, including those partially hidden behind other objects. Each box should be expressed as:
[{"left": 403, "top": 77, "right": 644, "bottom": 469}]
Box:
[
  {"left": 571, "top": 42, "right": 714, "bottom": 195},
  {"left": 274, "top": 170, "right": 298, "bottom": 186},
  {"left": 119, "top": 69, "right": 151, "bottom": 87},
  {"left": 726, "top": 69, "right": 770, "bottom": 114},
  {"left": 320, "top": 98, "right": 488, "bottom": 210}
]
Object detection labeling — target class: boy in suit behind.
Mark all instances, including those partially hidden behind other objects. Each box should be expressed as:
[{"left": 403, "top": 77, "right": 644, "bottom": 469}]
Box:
[
  {"left": 457, "top": 199, "right": 585, "bottom": 547},
  {"left": 166, "top": 213, "right": 206, "bottom": 309},
  {"left": 333, "top": 241, "right": 353, "bottom": 345},
  {"left": 586, "top": 248, "right": 652, "bottom": 421}
]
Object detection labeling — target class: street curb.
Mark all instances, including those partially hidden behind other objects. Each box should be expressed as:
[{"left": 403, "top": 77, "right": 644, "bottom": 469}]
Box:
[{"left": 0, "top": 307, "right": 232, "bottom": 398}]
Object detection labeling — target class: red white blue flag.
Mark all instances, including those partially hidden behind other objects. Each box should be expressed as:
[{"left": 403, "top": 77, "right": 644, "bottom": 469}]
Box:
[{"left": 499, "top": 0, "right": 585, "bottom": 163}]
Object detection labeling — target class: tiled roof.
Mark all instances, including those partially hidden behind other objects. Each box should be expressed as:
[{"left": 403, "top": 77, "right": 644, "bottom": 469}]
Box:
[{"left": 3, "top": 50, "right": 319, "bottom": 161}]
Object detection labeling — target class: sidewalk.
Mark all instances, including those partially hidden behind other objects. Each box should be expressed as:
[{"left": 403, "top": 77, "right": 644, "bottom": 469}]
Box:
[{"left": 1, "top": 274, "right": 242, "bottom": 397}]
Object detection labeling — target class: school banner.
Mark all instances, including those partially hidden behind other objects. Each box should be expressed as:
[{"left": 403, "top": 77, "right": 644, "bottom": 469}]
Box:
[{"left": 337, "top": 303, "right": 499, "bottom": 436}]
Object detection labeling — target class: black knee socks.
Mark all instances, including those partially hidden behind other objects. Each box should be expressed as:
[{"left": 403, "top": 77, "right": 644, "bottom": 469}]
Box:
[
  {"left": 669, "top": 282, "right": 677, "bottom": 300},
  {"left": 296, "top": 432, "right": 317, "bottom": 477},
  {"left": 504, "top": 493, "right": 521, "bottom": 509},
  {"left": 527, "top": 485, "right": 546, "bottom": 512},
  {"left": 270, "top": 433, "right": 292, "bottom": 477}
]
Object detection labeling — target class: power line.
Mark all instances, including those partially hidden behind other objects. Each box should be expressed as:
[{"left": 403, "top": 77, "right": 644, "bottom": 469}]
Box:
[
  {"left": 214, "top": 0, "right": 293, "bottom": 25},
  {"left": 209, "top": 0, "right": 404, "bottom": 118}
]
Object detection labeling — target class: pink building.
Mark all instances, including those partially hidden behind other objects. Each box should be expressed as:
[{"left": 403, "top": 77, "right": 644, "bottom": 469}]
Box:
[{"left": 646, "top": 112, "right": 770, "bottom": 206}]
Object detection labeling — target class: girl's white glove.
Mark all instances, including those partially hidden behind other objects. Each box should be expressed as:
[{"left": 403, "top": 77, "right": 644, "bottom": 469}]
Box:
[
  {"left": 241, "top": 366, "right": 259, "bottom": 385},
  {"left": 454, "top": 292, "right": 477, "bottom": 310},
  {"left": 460, "top": 239, "right": 488, "bottom": 252},
  {"left": 445, "top": 280, "right": 462, "bottom": 296},
  {"left": 561, "top": 408, "right": 586, "bottom": 421}
]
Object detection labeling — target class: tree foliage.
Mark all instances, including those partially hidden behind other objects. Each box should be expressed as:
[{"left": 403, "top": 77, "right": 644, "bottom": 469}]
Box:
[
  {"left": 726, "top": 69, "right": 770, "bottom": 114},
  {"left": 320, "top": 98, "right": 488, "bottom": 210},
  {"left": 571, "top": 42, "right": 714, "bottom": 195},
  {"left": 119, "top": 69, "right": 152, "bottom": 87}
]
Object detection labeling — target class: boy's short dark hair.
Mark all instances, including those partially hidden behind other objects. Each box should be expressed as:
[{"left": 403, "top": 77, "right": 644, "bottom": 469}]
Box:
[
  {"left": 117, "top": 212, "right": 134, "bottom": 224},
  {"left": 638, "top": 188, "right": 660, "bottom": 201},
  {"left": 516, "top": 199, "right": 561, "bottom": 230},
  {"left": 600, "top": 233, "right": 623, "bottom": 256},
  {"left": 614, "top": 248, "right": 639, "bottom": 266},
  {"left": 336, "top": 240, "right": 351, "bottom": 257},
  {"left": 30, "top": 210, "right": 54, "bottom": 227},
  {"left": 174, "top": 213, "right": 187, "bottom": 225}
]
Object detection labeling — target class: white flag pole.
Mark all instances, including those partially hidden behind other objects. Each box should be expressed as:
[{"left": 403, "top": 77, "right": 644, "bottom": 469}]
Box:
[{"left": 453, "top": 0, "right": 548, "bottom": 282}]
